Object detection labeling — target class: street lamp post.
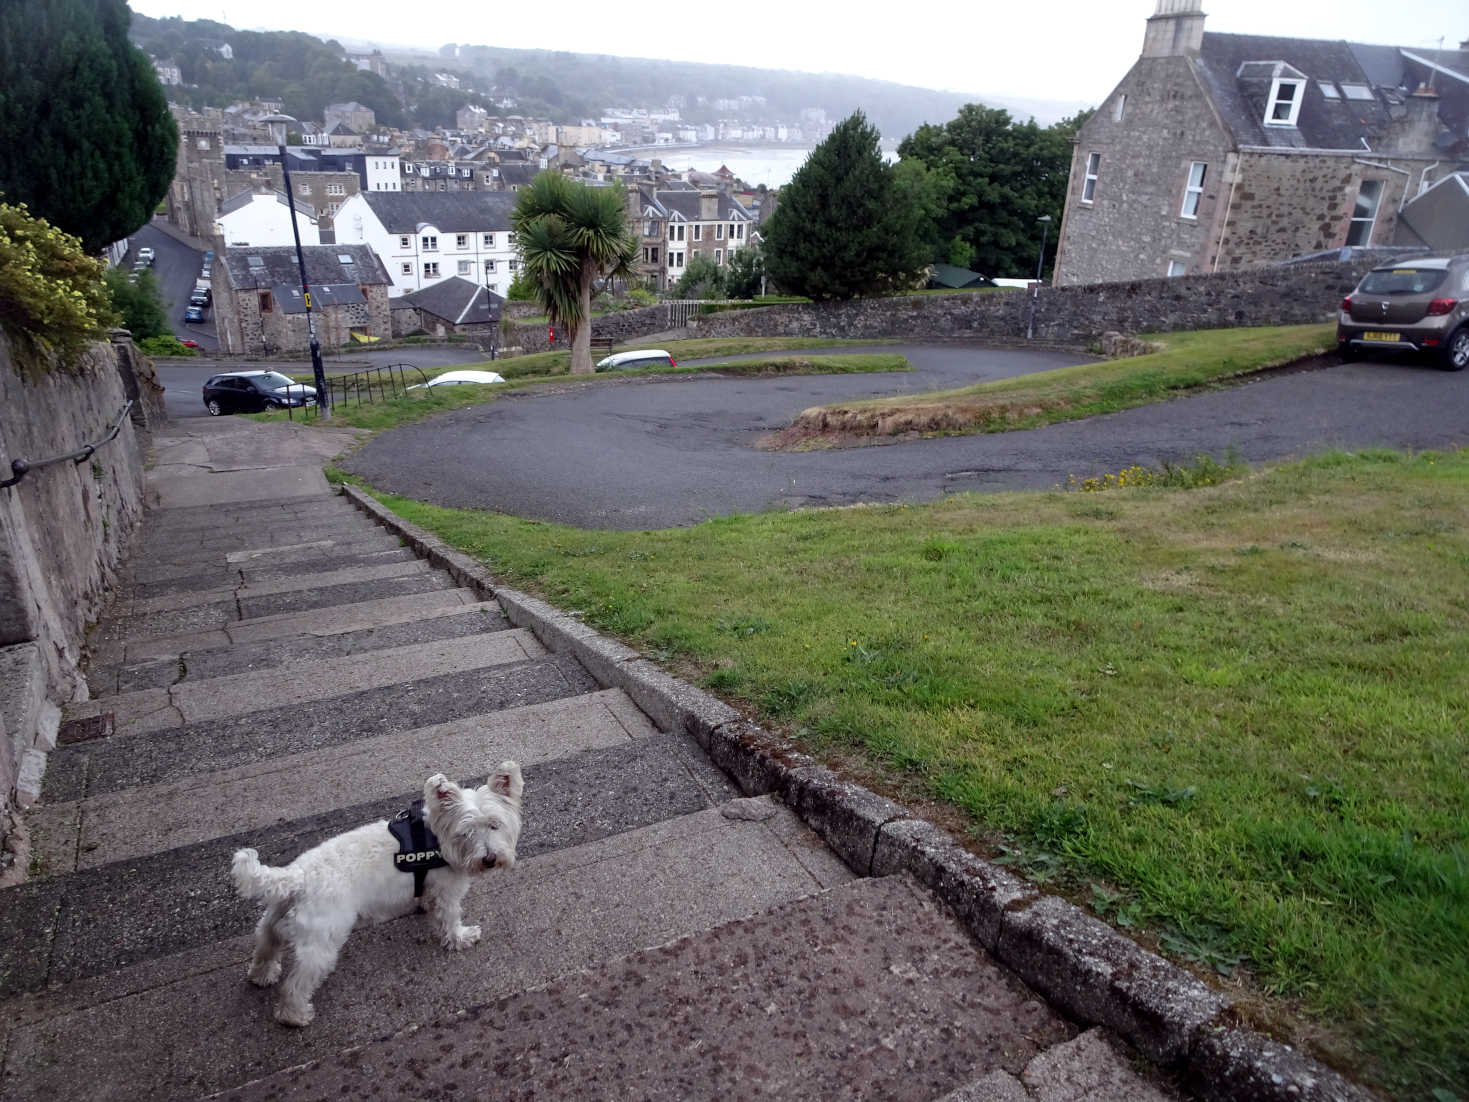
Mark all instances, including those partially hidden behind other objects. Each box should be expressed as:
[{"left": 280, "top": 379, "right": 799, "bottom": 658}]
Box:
[
  {"left": 261, "top": 114, "right": 329, "bottom": 417},
  {"left": 1026, "top": 214, "right": 1053, "bottom": 342}
]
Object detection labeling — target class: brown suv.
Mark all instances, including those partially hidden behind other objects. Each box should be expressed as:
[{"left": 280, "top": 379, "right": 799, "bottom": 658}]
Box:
[{"left": 1337, "top": 255, "right": 1469, "bottom": 371}]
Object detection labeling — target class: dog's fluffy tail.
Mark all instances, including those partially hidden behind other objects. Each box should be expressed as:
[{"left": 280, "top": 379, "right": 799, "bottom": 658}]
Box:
[{"left": 231, "top": 847, "right": 304, "bottom": 903}]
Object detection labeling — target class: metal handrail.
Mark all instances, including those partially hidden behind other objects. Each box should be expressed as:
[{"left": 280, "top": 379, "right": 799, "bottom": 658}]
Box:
[{"left": 1, "top": 401, "right": 135, "bottom": 490}]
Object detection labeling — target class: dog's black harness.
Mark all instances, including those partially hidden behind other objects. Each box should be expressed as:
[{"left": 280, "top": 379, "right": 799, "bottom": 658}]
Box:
[{"left": 388, "top": 799, "right": 449, "bottom": 897}]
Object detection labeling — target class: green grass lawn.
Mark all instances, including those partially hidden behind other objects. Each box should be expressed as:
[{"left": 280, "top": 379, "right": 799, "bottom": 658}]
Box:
[
  {"left": 256, "top": 348, "right": 908, "bottom": 432},
  {"left": 346, "top": 447, "right": 1469, "bottom": 1098},
  {"left": 774, "top": 324, "right": 1336, "bottom": 446}
]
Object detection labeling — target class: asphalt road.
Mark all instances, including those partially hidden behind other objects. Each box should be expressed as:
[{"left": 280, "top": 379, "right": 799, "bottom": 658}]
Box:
[
  {"left": 157, "top": 346, "right": 496, "bottom": 420},
  {"left": 127, "top": 223, "right": 217, "bottom": 352},
  {"left": 343, "top": 344, "right": 1469, "bottom": 530}
]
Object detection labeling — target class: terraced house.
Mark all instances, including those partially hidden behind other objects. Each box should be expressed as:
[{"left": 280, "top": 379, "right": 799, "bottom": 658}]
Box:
[
  {"left": 331, "top": 191, "right": 521, "bottom": 299},
  {"left": 1054, "top": 0, "right": 1469, "bottom": 285},
  {"left": 628, "top": 184, "right": 756, "bottom": 290}
]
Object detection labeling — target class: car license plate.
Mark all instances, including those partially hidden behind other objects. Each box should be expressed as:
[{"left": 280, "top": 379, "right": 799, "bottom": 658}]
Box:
[{"left": 1362, "top": 331, "right": 1400, "bottom": 342}]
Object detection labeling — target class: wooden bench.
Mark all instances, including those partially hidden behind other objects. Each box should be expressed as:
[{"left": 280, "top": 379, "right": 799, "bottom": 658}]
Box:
[{"left": 589, "top": 335, "right": 615, "bottom": 358}]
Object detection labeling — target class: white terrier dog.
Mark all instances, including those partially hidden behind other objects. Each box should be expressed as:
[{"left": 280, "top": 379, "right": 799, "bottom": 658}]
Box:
[{"left": 231, "top": 762, "right": 524, "bottom": 1026}]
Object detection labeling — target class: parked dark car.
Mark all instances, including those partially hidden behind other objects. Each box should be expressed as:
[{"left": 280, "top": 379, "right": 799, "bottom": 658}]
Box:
[
  {"left": 202, "top": 371, "right": 316, "bottom": 416},
  {"left": 1337, "top": 255, "right": 1469, "bottom": 370}
]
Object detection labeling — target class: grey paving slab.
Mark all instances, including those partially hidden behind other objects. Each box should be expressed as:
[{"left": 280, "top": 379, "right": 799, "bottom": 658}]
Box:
[
  {"left": 149, "top": 464, "right": 330, "bottom": 508},
  {"left": 126, "top": 559, "right": 429, "bottom": 617},
  {"left": 43, "top": 655, "right": 600, "bottom": 801},
  {"left": 104, "top": 629, "right": 545, "bottom": 736},
  {"left": 216, "top": 875, "right": 1070, "bottom": 1102},
  {"left": 40, "top": 690, "right": 656, "bottom": 872},
  {"left": 104, "top": 590, "right": 482, "bottom": 665},
  {"left": 1021, "top": 1028, "right": 1181, "bottom": 1102},
  {"left": 2, "top": 738, "right": 741, "bottom": 998},
  {"left": 237, "top": 569, "right": 457, "bottom": 619},
  {"left": 131, "top": 546, "right": 417, "bottom": 602},
  {"left": 0, "top": 802, "right": 849, "bottom": 1101},
  {"left": 94, "top": 604, "right": 507, "bottom": 696}
]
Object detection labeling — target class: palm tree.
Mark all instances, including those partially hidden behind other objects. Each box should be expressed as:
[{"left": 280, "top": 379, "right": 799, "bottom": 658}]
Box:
[{"left": 511, "top": 172, "right": 638, "bottom": 375}]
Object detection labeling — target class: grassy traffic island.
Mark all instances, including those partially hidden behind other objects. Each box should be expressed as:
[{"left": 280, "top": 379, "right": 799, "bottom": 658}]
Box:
[
  {"left": 337, "top": 446, "right": 1469, "bottom": 1099},
  {"left": 762, "top": 324, "right": 1336, "bottom": 449},
  {"left": 254, "top": 338, "right": 905, "bottom": 432}
]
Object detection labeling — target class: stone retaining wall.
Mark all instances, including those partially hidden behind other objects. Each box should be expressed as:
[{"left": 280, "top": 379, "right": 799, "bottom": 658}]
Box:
[
  {"left": 509, "top": 304, "right": 673, "bottom": 355},
  {"left": 0, "top": 334, "right": 149, "bottom": 832},
  {"left": 694, "top": 261, "right": 1372, "bottom": 344}
]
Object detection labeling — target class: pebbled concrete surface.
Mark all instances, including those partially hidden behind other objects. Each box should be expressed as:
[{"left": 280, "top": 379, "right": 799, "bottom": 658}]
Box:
[
  {"left": 42, "top": 655, "right": 600, "bottom": 801},
  {"left": 103, "top": 629, "right": 546, "bottom": 735},
  {"left": 215, "top": 875, "right": 1073, "bottom": 1102},
  {"left": 91, "top": 604, "right": 508, "bottom": 695},
  {"left": 1, "top": 735, "right": 738, "bottom": 996},
  {"left": 1, "top": 803, "right": 849, "bottom": 1100},
  {"left": 33, "top": 690, "right": 655, "bottom": 873},
  {"left": 345, "top": 346, "right": 1469, "bottom": 528}
]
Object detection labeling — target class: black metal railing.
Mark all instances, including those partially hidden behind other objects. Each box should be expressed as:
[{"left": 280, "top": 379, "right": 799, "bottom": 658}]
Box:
[
  {"left": 1, "top": 401, "right": 135, "bottom": 489},
  {"left": 287, "top": 363, "right": 428, "bottom": 420}
]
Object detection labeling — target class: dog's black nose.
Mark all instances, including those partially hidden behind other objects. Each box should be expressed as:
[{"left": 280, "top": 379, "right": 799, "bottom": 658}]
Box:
[{"left": 482, "top": 855, "right": 497, "bottom": 869}]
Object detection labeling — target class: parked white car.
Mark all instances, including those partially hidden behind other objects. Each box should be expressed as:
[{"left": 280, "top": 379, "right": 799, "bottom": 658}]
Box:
[
  {"left": 595, "top": 349, "right": 677, "bottom": 371},
  {"left": 407, "top": 369, "right": 507, "bottom": 390},
  {"left": 137, "top": 247, "right": 155, "bottom": 264}
]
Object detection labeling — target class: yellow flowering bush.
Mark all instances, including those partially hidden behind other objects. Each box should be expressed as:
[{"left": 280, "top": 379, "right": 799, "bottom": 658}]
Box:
[
  {"left": 1066, "top": 451, "right": 1246, "bottom": 492},
  {"left": 0, "top": 201, "right": 117, "bottom": 377}
]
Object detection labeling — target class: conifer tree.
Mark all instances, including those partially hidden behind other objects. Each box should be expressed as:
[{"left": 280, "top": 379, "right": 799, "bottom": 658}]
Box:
[
  {"left": 761, "top": 111, "right": 929, "bottom": 301},
  {"left": 0, "top": 0, "right": 178, "bottom": 253}
]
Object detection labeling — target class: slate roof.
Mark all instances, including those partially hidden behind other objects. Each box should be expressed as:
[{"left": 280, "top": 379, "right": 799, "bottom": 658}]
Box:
[
  {"left": 1398, "top": 172, "right": 1469, "bottom": 251},
  {"left": 271, "top": 283, "right": 366, "bottom": 314},
  {"left": 647, "top": 189, "right": 753, "bottom": 221},
  {"left": 401, "top": 277, "right": 505, "bottom": 325},
  {"left": 359, "top": 192, "right": 518, "bottom": 233},
  {"left": 217, "top": 190, "right": 317, "bottom": 221},
  {"left": 222, "top": 244, "right": 390, "bottom": 291},
  {"left": 1195, "top": 32, "right": 1395, "bottom": 150},
  {"left": 496, "top": 163, "right": 536, "bottom": 187},
  {"left": 928, "top": 263, "right": 987, "bottom": 289}
]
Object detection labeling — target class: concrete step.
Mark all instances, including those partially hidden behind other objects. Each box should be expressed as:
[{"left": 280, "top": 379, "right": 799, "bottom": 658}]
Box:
[
  {"left": 88, "top": 601, "right": 508, "bottom": 697},
  {"left": 215, "top": 875, "right": 1079, "bottom": 1102},
  {"left": 77, "top": 628, "right": 548, "bottom": 737},
  {"left": 138, "top": 516, "right": 382, "bottom": 556},
  {"left": 42, "top": 653, "right": 601, "bottom": 802},
  {"left": 90, "top": 588, "right": 487, "bottom": 667},
  {"left": 143, "top": 497, "right": 364, "bottom": 534},
  {"left": 31, "top": 689, "right": 658, "bottom": 875},
  {"left": 131, "top": 532, "right": 405, "bottom": 585},
  {"left": 125, "top": 558, "right": 432, "bottom": 618},
  {"left": 129, "top": 545, "right": 419, "bottom": 602},
  {"left": 103, "top": 570, "right": 460, "bottom": 639},
  {"left": 0, "top": 799, "right": 853, "bottom": 1100}
]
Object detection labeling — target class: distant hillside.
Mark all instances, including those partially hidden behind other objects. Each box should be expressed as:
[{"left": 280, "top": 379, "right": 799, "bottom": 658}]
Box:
[{"left": 130, "top": 12, "right": 1089, "bottom": 139}]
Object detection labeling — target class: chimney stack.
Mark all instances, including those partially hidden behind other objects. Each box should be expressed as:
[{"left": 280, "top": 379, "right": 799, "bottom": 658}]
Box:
[{"left": 1142, "top": 0, "right": 1207, "bottom": 58}]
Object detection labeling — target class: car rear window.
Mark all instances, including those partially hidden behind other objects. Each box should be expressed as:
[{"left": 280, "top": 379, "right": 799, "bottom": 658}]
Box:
[{"left": 1359, "top": 268, "right": 1447, "bottom": 295}]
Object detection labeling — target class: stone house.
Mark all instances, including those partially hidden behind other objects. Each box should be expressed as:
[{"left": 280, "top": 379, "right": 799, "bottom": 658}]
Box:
[
  {"left": 166, "top": 113, "right": 228, "bottom": 239},
  {"left": 330, "top": 191, "right": 520, "bottom": 299},
  {"left": 213, "top": 245, "right": 392, "bottom": 356},
  {"left": 396, "top": 277, "right": 505, "bottom": 340},
  {"left": 628, "top": 185, "right": 756, "bottom": 290},
  {"left": 1054, "top": 0, "right": 1468, "bottom": 285},
  {"left": 214, "top": 191, "right": 320, "bottom": 249},
  {"left": 324, "top": 101, "right": 377, "bottom": 134}
]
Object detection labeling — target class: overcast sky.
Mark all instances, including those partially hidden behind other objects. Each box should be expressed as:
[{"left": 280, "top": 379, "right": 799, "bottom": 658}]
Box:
[{"left": 129, "top": 0, "right": 1466, "bottom": 107}]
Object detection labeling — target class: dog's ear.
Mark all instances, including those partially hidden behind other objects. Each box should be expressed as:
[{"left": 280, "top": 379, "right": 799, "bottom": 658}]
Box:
[
  {"left": 426, "top": 772, "right": 461, "bottom": 805},
  {"left": 487, "top": 761, "right": 523, "bottom": 804}
]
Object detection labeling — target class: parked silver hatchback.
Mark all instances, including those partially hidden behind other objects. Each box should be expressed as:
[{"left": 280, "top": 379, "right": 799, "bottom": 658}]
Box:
[{"left": 1337, "top": 255, "right": 1469, "bottom": 371}]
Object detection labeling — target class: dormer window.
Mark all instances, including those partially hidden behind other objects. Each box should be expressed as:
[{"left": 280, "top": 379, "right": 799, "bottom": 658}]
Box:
[{"left": 1265, "top": 77, "right": 1304, "bottom": 127}]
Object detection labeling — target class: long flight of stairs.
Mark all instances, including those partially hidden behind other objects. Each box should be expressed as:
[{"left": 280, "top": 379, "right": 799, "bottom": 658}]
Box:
[{"left": 0, "top": 423, "right": 1180, "bottom": 1101}]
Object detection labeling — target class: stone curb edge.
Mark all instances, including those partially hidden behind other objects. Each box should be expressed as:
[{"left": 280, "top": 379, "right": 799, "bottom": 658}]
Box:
[{"left": 340, "top": 483, "right": 1377, "bottom": 1102}]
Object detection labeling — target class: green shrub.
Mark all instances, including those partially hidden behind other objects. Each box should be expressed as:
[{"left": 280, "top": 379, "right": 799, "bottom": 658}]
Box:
[
  {"left": 0, "top": 201, "right": 117, "bottom": 376},
  {"left": 137, "top": 335, "right": 196, "bottom": 357}
]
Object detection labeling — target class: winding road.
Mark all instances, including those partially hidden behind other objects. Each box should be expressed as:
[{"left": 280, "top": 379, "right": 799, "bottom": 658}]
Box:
[{"left": 344, "top": 343, "right": 1469, "bottom": 530}]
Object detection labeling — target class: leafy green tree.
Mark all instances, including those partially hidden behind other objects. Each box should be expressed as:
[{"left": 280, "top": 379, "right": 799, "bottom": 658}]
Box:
[
  {"left": 896, "top": 104, "right": 1082, "bottom": 279},
  {"left": 762, "top": 111, "right": 929, "bottom": 301},
  {"left": 0, "top": 202, "right": 116, "bottom": 376},
  {"left": 510, "top": 172, "right": 637, "bottom": 375},
  {"left": 724, "top": 245, "right": 765, "bottom": 299},
  {"left": 672, "top": 254, "right": 727, "bottom": 300},
  {"left": 103, "top": 268, "right": 169, "bottom": 339},
  {"left": 505, "top": 268, "right": 537, "bottom": 301},
  {"left": 0, "top": 0, "right": 178, "bottom": 253}
]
